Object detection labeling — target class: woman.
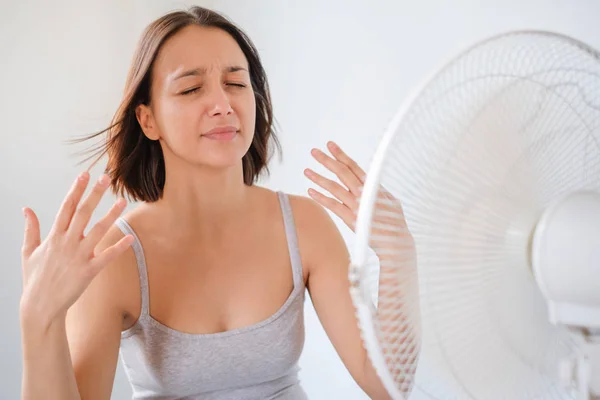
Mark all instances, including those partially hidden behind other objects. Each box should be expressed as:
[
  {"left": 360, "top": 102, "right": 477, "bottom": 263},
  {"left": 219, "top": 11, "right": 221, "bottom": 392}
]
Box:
[{"left": 19, "top": 6, "right": 409, "bottom": 400}]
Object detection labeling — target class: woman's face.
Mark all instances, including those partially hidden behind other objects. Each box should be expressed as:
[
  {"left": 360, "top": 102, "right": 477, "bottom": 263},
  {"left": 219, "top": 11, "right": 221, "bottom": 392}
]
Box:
[{"left": 137, "top": 25, "right": 256, "bottom": 170}]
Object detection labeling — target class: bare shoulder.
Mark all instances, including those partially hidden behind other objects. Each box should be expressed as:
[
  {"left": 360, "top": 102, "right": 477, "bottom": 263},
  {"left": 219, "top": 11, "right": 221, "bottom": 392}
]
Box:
[
  {"left": 287, "top": 194, "right": 333, "bottom": 229},
  {"left": 93, "top": 210, "right": 139, "bottom": 294},
  {"left": 286, "top": 194, "right": 349, "bottom": 271},
  {"left": 69, "top": 207, "right": 143, "bottom": 324}
]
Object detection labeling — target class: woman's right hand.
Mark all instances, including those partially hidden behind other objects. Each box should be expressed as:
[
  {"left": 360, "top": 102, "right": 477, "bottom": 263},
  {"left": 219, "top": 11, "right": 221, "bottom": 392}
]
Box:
[{"left": 19, "top": 172, "right": 134, "bottom": 332}]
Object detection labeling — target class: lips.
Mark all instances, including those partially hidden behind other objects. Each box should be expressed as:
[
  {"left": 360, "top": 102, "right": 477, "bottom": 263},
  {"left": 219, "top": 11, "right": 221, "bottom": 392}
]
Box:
[{"left": 202, "top": 126, "right": 238, "bottom": 141}]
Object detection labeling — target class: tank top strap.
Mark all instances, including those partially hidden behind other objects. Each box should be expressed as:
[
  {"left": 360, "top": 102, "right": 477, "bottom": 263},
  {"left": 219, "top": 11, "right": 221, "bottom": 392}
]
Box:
[
  {"left": 276, "top": 192, "right": 303, "bottom": 288},
  {"left": 115, "top": 217, "right": 150, "bottom": 316}
]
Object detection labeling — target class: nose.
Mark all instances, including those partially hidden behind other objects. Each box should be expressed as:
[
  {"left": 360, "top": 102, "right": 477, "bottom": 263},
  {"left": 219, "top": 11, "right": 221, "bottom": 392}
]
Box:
[{"left": 206, "top": 84, "right": 233, "bottom": 117}]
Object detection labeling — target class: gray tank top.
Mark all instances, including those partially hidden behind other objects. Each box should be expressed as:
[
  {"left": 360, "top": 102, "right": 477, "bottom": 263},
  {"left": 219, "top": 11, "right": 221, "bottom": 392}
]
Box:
[{"left": 115, "top": 192, "right": 308, "bottom": 400}]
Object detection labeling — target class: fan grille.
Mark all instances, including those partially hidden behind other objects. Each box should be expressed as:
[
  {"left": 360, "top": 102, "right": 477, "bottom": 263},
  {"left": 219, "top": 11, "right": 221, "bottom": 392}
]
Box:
[{"left": 355, "top": 31, "right": 600, "bottom": 399}]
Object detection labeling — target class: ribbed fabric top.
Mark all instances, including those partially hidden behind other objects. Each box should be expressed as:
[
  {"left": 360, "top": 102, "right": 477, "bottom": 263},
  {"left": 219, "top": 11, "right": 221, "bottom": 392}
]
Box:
[{"left": 115, "top": 192, "right": 307, "bottom": 399}]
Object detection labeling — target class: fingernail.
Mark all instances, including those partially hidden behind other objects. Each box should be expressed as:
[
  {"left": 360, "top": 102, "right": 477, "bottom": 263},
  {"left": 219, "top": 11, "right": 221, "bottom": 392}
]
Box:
[
  {"left": 328, "top": 141, "right": 338, "bottom": 149},
  {"left": 304, "top": 169, "right": 313, "bottom": 176},
  {"left": 22, "top": 208, "right": 27, "bottom": 218},
  {"left": 98, "top": 175, "right": 109, "bottom": 186},
  {"left": 78, "top": 171, "right": 90, "bottom": 181}
]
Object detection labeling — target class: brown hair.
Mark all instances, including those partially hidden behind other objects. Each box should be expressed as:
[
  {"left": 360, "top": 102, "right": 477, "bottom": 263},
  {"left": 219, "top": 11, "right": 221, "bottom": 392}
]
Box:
[{"left": 74, "top": 6, "right": 280, "bottom": 202}]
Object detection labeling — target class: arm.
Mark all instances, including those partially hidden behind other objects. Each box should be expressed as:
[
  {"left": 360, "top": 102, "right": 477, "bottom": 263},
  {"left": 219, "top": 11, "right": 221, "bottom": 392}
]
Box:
[
  {"left": 19, "top": 173, "right": 133, "bottom": 400},
  {"left": 20, "top": 249, "right": 126, "bottom": 400},
  {"left": 303, "top": 142, "right": 420, "bottom": 398},
  {"left": 292, "top": 195, "right": 390, "bottom": 399},
  {"left": 65, "top": 225, "right": 137, "bottom": 399},
  {"left": 20, "top": 309, "right": 81, "bottom": 400}
]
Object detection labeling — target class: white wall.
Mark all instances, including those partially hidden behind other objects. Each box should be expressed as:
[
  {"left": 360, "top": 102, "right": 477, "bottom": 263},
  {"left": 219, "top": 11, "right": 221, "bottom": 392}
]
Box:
[{"left": 1, "top": 1, "right": 599, "bottom": 399}]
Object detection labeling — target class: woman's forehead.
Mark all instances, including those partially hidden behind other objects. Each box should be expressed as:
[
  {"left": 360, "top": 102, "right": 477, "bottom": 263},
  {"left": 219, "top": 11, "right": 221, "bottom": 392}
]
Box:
[{"left": 153, "top": 25, "right": 249, "bottom": 80}]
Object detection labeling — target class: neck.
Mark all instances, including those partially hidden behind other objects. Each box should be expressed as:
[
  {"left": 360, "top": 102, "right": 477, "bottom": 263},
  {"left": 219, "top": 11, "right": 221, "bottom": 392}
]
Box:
[{"left": 155, "top": 160, "right": 251, "bottom": 231}]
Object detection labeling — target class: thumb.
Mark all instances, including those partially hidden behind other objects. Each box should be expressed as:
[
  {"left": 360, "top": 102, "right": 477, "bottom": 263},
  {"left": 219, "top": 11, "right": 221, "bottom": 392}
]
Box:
[{"left": 22, "top": 208, "right": 41, "bottom": 258}]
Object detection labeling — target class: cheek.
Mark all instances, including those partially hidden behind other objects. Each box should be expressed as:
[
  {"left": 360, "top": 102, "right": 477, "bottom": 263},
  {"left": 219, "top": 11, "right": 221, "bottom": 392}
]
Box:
[
  {"left": 239, "top": 92, "right": 257, "bottom": 137},
  {"left": 158, "top": 99, "right": 200, "bottom": 140}
]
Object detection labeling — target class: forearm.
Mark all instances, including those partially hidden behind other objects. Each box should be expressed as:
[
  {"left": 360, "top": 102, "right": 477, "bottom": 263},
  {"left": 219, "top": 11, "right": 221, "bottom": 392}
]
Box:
[
  {"left": 361, "top": 359, "right": 393, "bottom": 400},
  {"left": 20, "top": 306, "right": 81, "bottom": 400},
  {"left": 370, "top": 233, "right": 420, "bottom": 397}
]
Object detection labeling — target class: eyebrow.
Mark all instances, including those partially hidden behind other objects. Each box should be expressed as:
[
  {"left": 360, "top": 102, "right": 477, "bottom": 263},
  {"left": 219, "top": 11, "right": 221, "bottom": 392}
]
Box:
[{"left": 172, "top": 65, "right": 248, "bottom": 81}]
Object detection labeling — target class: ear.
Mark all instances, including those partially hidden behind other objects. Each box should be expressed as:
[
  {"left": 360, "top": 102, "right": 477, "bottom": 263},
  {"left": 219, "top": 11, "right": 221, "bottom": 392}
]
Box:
[{"left": 135, "top": 104, "right": 160, "bottom": 141}]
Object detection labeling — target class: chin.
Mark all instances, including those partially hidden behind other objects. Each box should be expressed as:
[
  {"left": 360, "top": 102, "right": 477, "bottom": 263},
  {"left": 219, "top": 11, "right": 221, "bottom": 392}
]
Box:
[
  {"left": 196, "top": 146, "right": 249, "bottom": 170},
  {"left": 172, "top": 136, "right": 251, "bottom": 170}
]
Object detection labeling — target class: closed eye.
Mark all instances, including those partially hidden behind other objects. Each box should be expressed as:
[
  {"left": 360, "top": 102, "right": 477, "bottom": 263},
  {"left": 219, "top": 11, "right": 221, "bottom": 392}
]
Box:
[
  {"left": 180, "top": 83, "right": 246, "bottom": 95},
  {"left": 181, "top": 87, "right": 201, "bottom": 95}
]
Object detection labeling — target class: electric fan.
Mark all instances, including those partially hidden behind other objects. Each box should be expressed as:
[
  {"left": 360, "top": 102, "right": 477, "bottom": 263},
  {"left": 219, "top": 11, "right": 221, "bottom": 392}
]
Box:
[{"left": 348, "top": 30, "right": 600, "bottom": 400}]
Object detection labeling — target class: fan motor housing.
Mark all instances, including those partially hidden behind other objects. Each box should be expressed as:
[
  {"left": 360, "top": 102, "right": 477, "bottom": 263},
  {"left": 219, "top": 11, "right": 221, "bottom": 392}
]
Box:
[{"left": 532, "top": 191, "right": 600, "bottom": 329}]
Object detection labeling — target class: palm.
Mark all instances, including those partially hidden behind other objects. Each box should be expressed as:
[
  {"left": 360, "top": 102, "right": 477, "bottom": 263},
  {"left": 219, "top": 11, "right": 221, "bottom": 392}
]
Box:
[
  {"left": 304, "top": 141, "right": 409, "bottom": 235},
  {"left": 20, "top": 172, "right": 133, "bottom": 327}
]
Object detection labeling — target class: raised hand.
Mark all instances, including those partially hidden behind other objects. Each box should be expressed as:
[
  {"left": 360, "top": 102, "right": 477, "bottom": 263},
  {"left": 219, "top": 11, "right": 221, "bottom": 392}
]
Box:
[
  {"left": 20, "top": 172, "right": 134, "bottom": 331},
  {"left": 304, "top": 141, "right": 407, "bottom": 230},
  {"left": 303, "top": 141, "right": 367, "bottom": 231}
]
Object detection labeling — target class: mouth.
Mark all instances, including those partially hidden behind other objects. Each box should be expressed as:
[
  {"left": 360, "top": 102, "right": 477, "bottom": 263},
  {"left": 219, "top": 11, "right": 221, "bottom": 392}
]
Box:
[{"left": 202, "top": 126, "right": 238, "bottom": 141}]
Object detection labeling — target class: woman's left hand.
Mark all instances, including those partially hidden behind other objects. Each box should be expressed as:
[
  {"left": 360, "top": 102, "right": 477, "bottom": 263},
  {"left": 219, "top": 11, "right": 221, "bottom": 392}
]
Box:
[
  {"left": 305, "top": 141, "right": 412, "bottom": 241},
  {"left": 303, "top": 141, "right": 367, "bottom": 232}
]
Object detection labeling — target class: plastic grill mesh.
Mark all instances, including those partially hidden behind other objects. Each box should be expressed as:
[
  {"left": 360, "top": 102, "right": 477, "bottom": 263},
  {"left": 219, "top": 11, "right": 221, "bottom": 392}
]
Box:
[{"left": 354, "top": 31, "right": 600, "bottom": 399}]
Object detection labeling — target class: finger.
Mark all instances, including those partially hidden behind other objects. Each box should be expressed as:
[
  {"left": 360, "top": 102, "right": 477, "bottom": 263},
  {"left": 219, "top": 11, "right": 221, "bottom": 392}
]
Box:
[
  {"left": 81, "top": 198, "right": 128, "bottom": 253},
  {"left": 304, "top": 168, "right": 358, "bottom": 210},
  {"left": 326, "top": 141, "right": 367, "bottom": 184},
  {"left": 376, "top": 186, "right": 401, "bottom": 207},
  {"left": 308, "top": 188, "right": 356, "bottom": 230},
  {"left": 310, "top": 148, "right": 363, "bottom": 197},
  {"left": 53, "top": 171, "right": 91, "bottom": 233},
  {"left": 21, "top": 208, "right": 41, "bottom": 258},
  {"left": 373, "top": 195, "right": 406, "bottom": 217},
  {"left": 67, "top": 175, "right": 111, "bottom": 241},
  {"left": 90, "top": 234, "right": 134, "bottom": 273}
]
